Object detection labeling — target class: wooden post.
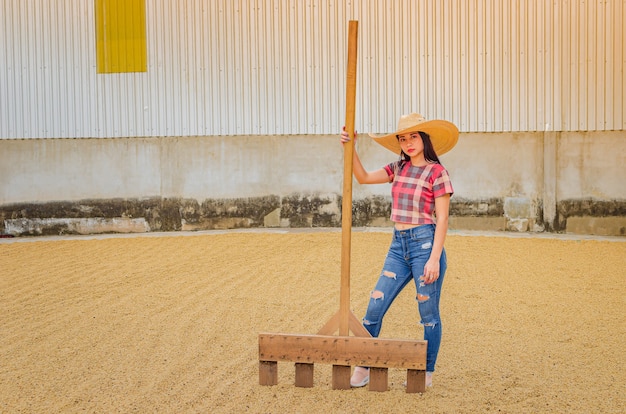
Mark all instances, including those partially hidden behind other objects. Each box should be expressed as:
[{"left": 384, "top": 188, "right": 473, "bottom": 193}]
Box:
[
  {"left": 295, "top": 363, "right": 314, "bottom": 388},
  {"left": 315, "top": 20, "right": 369, "bottom": 340},
  {"left": 332, "top": 365, "right": 352, "bottom": 390},
  {"left": 259, "top": 361, "right": 278, "bottom": 386},
  {"left": 369, "top": 367, "right": 389, "bottom": 392},
  {"left": 406, "top": 369, "right": 427, "bottom": 393},
  {"left": 340, "top": 20, "right": 359, "bottom": 337}
]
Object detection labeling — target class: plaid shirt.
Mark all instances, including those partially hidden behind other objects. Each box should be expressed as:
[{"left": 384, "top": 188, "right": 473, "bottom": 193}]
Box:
[{"left": 383, "top": 161, "right": 454, "bottom": 225}]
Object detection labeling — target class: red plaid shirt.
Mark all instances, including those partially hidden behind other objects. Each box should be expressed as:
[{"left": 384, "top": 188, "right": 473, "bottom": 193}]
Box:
[{"left": 383, "top": 161, "right": 454, "bottom": 225}]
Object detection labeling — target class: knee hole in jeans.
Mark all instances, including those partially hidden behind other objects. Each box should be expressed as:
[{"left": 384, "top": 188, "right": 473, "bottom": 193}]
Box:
[
  {"left": 371, "top": 290, "right": 384, "bottom": 300},
  {"left": 417, "top": 293, "right": 430, "bottom": 302},
  {"left": 382, "top": 270, "right": 396, "bottom": 279}
]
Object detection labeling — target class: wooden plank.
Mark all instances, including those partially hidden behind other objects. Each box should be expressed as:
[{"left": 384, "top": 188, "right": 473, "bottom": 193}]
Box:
[
  {"left": 406, "top": 369, "right": 426, "bottom": 393},
  {"left": 259, "top": 333, "right": 426, "bottom": 370},
  {"left": 316, "top": 311, "right": 341, "bottom": 335},
  {"left": 339, "top": 20, "right": 359, "bottom": 337},
  {"left": 258, "top": 361, "right": 277, "bottom": 386},
  {"left": 348, "top": 312, "right": 371, "bottom": 337},
  {"left": 295, "top": 363, "right": 314, "bottom": 388},
  {"left": 316, "top": 310, "right": 371, "bottom": 338},
  {"left": 332, "top": 365, "right": 351, "bottom": 390},
  {"left": 369, "top": 367, "right": 388, "bottom": 392}
]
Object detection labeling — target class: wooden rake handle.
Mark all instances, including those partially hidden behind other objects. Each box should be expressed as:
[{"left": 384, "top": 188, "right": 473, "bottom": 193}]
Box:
[{"left": 339, "top": 20, "right": 358, "bottom": 336}]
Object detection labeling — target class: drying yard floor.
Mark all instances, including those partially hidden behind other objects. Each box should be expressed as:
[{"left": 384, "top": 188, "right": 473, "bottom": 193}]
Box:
[{"left": 1, "top": 229, "right": 625, "bottom": 413}]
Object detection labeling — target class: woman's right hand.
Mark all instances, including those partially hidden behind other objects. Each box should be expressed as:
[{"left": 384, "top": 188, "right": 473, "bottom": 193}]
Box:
[{"left": 340, "top": 126, "right": 357, "bottom": 144}]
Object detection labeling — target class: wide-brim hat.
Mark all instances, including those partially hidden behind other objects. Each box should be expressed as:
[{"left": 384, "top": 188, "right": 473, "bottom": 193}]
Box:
[{"left": 368, "top": 113, "right": 459, "bottom": 155}]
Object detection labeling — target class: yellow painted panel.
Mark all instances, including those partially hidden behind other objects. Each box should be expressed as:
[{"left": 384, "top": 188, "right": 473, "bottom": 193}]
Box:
[{"left": 96, "top": 0, "right": 147, "bottom": 73}]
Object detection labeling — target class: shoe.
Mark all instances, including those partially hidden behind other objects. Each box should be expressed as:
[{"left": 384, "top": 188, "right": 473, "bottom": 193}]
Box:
[{"left": 350, "top": 367, "right": 369, "bottom": 387}]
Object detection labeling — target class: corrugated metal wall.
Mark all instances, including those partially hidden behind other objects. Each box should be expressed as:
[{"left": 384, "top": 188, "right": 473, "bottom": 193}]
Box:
[{"left": 1, "top": 0, "right": 624, "bottom": 139}]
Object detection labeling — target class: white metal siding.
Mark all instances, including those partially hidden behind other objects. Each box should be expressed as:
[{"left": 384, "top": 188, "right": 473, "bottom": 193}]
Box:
[{"left": 0, "top": 0, "right": 624, "bottom": 138}]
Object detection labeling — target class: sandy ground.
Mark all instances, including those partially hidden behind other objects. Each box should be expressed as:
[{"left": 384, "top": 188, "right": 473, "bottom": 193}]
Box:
[{"left": 1, "top": 230, "right": 625, "bottom": 413}]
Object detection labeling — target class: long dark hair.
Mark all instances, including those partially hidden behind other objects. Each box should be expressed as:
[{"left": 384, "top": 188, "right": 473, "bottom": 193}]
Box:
[{"left": 399, "top": 131, "right": 441, "bottom": 164}]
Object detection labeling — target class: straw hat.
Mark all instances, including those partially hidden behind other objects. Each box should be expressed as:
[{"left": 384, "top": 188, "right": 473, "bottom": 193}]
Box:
[{"left": 368, "top": 113, "right": 459, "bottom": 155}]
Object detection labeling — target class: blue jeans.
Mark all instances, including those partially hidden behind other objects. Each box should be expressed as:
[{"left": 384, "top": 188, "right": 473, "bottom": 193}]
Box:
[{"left": 362, "top": 224, "right": 446, "bottom": 372}]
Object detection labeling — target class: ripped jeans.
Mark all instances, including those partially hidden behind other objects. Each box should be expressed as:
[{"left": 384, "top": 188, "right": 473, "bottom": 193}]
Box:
[{"left": 362, "top": 224, "right": 446, "bottom": 372}]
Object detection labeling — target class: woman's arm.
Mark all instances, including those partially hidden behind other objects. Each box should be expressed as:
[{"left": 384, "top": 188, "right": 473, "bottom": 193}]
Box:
[
  {"left": 340, "top": 128, "right": 389, "bottom": 184},
  {"left": 422, "top": 193, "right": 450, "bottom": 284}
]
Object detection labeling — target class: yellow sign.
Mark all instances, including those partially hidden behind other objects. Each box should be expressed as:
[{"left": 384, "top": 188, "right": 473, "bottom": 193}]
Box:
[{"left": 95, "top": 0, "right": 147, "bottom": 73}]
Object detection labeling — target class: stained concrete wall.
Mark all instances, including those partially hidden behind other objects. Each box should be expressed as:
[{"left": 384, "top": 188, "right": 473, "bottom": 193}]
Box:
[{"left": 1, "top": 132, "right": 625, "bottom": 237}]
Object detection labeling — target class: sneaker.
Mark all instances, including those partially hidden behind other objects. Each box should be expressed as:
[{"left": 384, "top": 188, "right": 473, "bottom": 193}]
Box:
[{"left": 350, "top": 367, "right": 369, "bottom": 387}]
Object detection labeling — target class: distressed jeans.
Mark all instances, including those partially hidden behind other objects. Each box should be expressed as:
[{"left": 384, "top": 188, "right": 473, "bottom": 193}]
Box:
[{"left": 362, "top": 224, "right": 446, "bottom": 372}]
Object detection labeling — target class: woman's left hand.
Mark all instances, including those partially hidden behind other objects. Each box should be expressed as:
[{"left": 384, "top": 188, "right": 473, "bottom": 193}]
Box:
[{"left": 422, "top": 258, "right": 440, "bottom": 284}]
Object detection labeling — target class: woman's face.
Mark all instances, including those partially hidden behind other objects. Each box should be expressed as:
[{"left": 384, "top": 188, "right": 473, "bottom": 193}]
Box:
[{"left": 397, "top": 133, "right": 424, "bottom": 157}]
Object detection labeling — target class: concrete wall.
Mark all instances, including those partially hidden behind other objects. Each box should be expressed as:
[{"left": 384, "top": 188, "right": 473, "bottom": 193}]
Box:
[{"left": 1, "top": 132, "right": 625, "bottom": 237}]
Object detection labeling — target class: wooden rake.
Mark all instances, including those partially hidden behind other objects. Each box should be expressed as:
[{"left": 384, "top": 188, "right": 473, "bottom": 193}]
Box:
[{"left": 258, "top": 21, "right": 427, "bottom": 393}]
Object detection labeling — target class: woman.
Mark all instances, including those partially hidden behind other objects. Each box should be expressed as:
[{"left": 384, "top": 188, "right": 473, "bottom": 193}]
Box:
[{"left": 340, "top": 113, "right": 459, "bottom": 388}]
